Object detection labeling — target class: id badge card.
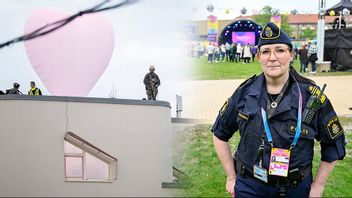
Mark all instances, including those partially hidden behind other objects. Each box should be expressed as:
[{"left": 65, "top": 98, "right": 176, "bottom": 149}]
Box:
[
  {"left": 269, "top": 148, "right": 290, "bottom": 177},
  {"left": 253, "top": 165, "right": 268, "bottom": 183}
]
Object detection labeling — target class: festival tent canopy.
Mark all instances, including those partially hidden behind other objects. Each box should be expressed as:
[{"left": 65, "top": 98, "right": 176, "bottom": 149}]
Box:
[{"left": 326, "top": 0, "right": 352, "bottom": 15}]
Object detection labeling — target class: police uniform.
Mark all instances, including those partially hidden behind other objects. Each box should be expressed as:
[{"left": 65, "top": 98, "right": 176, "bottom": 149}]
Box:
[{"left": 212, "top": 22, "right": 346, "bottom": 197}]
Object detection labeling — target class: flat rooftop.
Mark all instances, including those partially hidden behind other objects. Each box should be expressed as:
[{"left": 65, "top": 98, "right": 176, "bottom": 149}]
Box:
[{"left": 0, "top": 95, "right": 171, "bottom": 108}]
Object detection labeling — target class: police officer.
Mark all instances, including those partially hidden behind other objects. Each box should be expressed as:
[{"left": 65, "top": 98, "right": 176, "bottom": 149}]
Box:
[
  {"left": 143, "top": 65, "right": 160, "bottom": 100},
  {"left": 28, "top": 81, "right": 42, "bottom": 95},
  {"left": 212, "top": 22, "right": 346, "bottom": 197},
  {"left": 6, "top": 82, "right": 23, "bottom": 95}
]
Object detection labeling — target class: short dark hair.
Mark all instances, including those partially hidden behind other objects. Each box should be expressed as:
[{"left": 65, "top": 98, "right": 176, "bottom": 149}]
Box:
[{"left": 30, "top": 81, "right": 35, "bottom": 85}]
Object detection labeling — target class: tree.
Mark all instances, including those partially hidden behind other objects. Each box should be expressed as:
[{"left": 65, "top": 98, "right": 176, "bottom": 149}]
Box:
[
  {"left": 253, "top": 6, "right": 293, "bottom": 37},
  {"left": 280, "top": 15, "right": 293, "bottom": 37},
  {"left": 253, "top": 6, "right": 280, "bottom": 26},
  {"left": 300, "top": 29, "right": 317, "bottom": 40}
]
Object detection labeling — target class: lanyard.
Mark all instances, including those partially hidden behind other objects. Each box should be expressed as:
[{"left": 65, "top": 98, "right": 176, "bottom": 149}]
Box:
[{"left": 261, "top": 79, "right": 303, "bottom": 150}]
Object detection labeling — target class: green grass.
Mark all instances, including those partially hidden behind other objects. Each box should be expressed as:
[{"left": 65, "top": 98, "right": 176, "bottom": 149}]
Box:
[
  {"left": 174, "top": 117, "right": 352, "bottom": 197},
  {"left": 191, "top": 57, "right": 352, "bottom": 80}
]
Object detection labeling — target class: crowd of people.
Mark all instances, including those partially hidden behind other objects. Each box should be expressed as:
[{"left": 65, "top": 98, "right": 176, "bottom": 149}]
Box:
[
  {"left": 297, "top": 42, "right": 318, "bottom": 74},
  {"left": 189, "top": 41, "right": 319, "bottom": 74},
  {"left": 0, "top": 81, "right": 42, "bottom": 96},
  {"left": 190, "top": 42, "right": 258, "bottom": 64}
]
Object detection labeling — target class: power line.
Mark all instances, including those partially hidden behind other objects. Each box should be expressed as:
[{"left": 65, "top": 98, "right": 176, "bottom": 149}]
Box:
[{"left": 0, "top": 0, "right": 137, "bottom": 49}]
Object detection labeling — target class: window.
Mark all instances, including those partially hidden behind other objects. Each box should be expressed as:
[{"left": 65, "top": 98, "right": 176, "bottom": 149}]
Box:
[{"left": 64, "top": 132, "right": 117, "bottom": 182}]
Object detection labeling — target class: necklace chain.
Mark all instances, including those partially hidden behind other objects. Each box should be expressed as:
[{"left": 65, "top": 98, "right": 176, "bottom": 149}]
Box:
[{"left": 268, "top": 94, "right": 278, "bottom": 108}]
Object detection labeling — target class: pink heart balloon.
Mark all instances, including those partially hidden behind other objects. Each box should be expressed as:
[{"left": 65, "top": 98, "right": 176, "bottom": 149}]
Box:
[{"left": 24, "top": 7, "right": 114, "bottom": 96}]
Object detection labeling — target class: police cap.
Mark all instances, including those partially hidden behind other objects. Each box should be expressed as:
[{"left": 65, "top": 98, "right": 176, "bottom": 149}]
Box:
[{"left": 258, "top": 22, "right": 292, "bottom": 49}]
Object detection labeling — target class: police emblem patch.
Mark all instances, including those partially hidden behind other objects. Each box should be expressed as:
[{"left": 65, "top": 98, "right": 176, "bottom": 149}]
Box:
[
  {"left": 265, "top": 27, "right": 273, "bottom": 38},
  {"left": 326, "top": 116, "right": 344, "bottom": 140}
]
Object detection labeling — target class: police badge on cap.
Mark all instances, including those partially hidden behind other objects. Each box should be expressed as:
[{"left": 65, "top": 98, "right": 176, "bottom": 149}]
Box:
[{"left": 258, "top": 22, "right": 292, "bottom": 48}]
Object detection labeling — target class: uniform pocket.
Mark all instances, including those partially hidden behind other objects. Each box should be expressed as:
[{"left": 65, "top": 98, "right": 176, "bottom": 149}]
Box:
[
  {"left": 236, "top": 111, "right": 262, "bottom": 165},
  {"left": 236, "top": 111, "right": 260, "bottom": 136},
  {"left": 236, "top": 110, "right": 250, "bottom": 135}
]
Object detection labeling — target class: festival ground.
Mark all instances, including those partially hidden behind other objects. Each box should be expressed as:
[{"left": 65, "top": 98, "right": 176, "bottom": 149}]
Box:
[{"left": 181, "top": 75, "right": 352, "bottom": 122}]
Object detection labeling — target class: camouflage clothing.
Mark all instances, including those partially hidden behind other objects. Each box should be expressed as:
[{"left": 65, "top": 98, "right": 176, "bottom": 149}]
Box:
[
  {"left": 7, "top": 88, "right": 21, "bottom": 95},
  {"left": 143, "top": 72, "right": 160, "bottom": 100}
]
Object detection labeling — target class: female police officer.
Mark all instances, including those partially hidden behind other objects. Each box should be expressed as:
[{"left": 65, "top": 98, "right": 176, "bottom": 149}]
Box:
[{"left": 212, "top": 22, "right": 346, "bottom": 197}]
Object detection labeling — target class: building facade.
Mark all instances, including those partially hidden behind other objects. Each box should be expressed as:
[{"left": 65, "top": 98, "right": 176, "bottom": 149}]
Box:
[{"left": 0, "top": 95, "right": 179, "bottom": 197}]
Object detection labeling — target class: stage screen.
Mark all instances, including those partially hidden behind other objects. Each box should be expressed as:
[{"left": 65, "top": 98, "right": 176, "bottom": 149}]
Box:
[{"left": 232, "top": 32, "right": 255, "bottom": 45}]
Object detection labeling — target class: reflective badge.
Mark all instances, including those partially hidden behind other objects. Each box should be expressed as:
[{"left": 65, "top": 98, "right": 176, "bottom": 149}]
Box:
[
  {"left": 326, "top": 116, "right": 344, "bottom": 140},
  {"left": 269, "top": 148, "right": 290, "bottom": 177},
  {"left": 219, "top": 99, "right": 229, "bottom": 116},
  {"left": 290, "top": 125, "right": 309, "bottom": 135},
  {"left": 253, "top": 165, "right": 268, "bottom": 183},
  {"left": 238, "top": 112, "right": 249, "bottom": 121}
]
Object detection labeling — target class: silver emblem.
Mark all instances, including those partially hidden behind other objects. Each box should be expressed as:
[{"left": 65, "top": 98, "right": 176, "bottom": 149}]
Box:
[{"left": 271, "top": 102, "right": 277, "bottom": 108}]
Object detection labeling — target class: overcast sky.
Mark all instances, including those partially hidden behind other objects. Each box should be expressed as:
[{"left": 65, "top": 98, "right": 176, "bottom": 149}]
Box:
[{"left": 0, "top": 0, "right": 190, "bottom": 116}]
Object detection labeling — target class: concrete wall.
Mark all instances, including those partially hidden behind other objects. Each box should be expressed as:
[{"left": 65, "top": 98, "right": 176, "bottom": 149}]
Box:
[{"left": 0, "top": 95, "right": 177, "bottom": 197}]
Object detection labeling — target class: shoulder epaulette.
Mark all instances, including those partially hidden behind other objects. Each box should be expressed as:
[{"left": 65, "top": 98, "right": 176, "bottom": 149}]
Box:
[
  {"left": 308, "top": 85, "right": 327, "bottom": 104},
  {"left": 239, "top": 74, "right": 257, "bottom": 88}
]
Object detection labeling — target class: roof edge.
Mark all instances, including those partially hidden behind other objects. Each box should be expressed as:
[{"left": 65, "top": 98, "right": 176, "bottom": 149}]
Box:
[{"left": 0, "top": 95, "right": 171, "bottom": 108}]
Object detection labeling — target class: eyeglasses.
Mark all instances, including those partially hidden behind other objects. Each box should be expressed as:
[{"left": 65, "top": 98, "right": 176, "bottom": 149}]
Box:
[{"left": 258, "top": 48, "right": 290, "bottom": 59}]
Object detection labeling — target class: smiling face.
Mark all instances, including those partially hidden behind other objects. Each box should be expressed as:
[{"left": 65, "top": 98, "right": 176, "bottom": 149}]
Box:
[{"left": 257, "top": 44, "right": 294, "bottom": 79}]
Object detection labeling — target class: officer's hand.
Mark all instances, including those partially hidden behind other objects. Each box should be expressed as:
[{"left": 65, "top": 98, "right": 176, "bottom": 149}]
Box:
[
  {"left": 226, "top": 177, "right": 236, "bottom": 197},
  {"left": 309, "top": 181, "right": 324, "bottom": 197}
]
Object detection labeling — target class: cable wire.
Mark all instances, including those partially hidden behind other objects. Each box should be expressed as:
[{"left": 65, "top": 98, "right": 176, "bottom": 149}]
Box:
[{"left": 0, "top": 0, "right": 137, "bottom": 49}]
